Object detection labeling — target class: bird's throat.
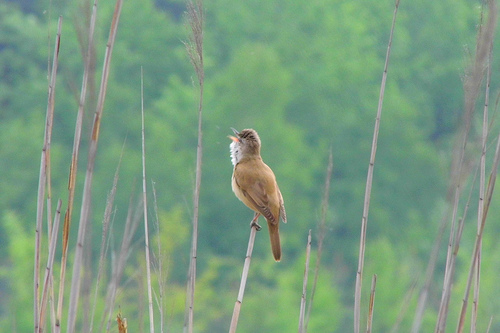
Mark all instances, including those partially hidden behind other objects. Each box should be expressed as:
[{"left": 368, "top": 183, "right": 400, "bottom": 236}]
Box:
[{"left": 230, "top": 141, "right": 241, "bottom": 166}]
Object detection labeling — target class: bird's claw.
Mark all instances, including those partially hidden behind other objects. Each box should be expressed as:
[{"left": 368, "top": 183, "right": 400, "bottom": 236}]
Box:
[{"left": 251, "top": 221, "right": 262, "bottom": 231}]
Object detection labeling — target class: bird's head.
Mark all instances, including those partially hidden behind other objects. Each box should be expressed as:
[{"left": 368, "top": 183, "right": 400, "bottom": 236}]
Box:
[{"left": 229, "top": 128, "right": 261, "bottom": 165}]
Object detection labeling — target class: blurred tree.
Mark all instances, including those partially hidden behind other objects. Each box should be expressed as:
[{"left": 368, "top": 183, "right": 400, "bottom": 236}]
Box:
[
  {"left": 0, "top": 211, "right": 34, "bottom": 332},
  {"left": 0, "top": 3, "right": 47, "bottom": 122}
]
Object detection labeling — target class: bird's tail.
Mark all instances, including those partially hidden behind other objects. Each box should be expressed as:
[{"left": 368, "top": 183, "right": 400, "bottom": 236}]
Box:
[{"left": 267, "top": 221, "right": 281, "bottom": 262}]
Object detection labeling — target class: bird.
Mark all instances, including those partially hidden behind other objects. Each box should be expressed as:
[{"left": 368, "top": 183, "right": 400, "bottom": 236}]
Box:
[{"left": 229, "top": 128, "right": 287, "bottom": 261}]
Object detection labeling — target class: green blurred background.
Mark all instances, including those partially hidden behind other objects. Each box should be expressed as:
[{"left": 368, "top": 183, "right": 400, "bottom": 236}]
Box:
[{"left": 2, "top": 0, "right": 500, "bottom": 331}]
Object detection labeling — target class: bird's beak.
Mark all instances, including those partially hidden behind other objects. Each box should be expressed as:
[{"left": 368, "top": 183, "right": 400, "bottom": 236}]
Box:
[
  {"left": 228, "top": 135, "right": 239, "bottom": 142},
  {"left": 229, "top": 127, "right": 240, "bottom": 142}
]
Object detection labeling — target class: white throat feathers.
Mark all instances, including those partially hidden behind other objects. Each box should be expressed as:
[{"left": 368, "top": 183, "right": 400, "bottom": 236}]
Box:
[{"left": 230, "top": 140, "right": 242, "bottom": 166}]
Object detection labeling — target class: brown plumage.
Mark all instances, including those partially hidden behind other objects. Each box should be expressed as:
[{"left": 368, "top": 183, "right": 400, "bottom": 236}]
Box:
[{"left": 229, "top": 128, "right": 287, "bottom": 261}]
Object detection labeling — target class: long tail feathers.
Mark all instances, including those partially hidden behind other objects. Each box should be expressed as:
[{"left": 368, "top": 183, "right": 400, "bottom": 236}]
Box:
[{"left": 267, "top": 221, "right": 281, "bottom": 262}]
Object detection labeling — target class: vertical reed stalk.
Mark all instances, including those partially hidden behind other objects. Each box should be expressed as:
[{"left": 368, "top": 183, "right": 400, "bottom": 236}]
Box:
[
  {"left": 38, "top": 200, "right": 62, "bottom": 332},
  {"left": 411, "top": 212, "right": 448, "bottom": 332},
  {"left": 44, "top": 18, "right": 62, "bottom": 288},
  {"left": 366, "top": 274, "right": 377, "bottom": 333},
  {"left": 66, "top": 0, "right": 123, "bottom": 330},
  {"left": 471, "top": 36, "right": 493, "bottom": 333},
  {"left": 434, "top": 2, "right": 496, "bottom": 330},
  {"left": 414, "top": 3, "right": 495, "bottom": 326},
  {"left": 57, "top": 1, "right": 98, "bottom": 330},
  {"left": 141, "top": 67, "right": 156, "bottom": 333},
  {"left": 229, "top": 224, "right": 258, "bottom": 333},
  {"left": 354, "top": 1, "right": 399, "bottom": 331},
  {"left": 435, "top": 207, "right": 462, "bottom": 330},
  {"left": 89, "top": 153, "right": 122, "bottom": 332},
  {"left": 184, "top": 1, "right": 204, "bottom": 332},
  {"left": 298, "top": 230, "right": 312, "bottom": 333},
  {"left": 435, "top": 167, "right": 481, "bottom": 331},
  {"left": 457, "top": 133, "right": 500, "bottom": 332},
  {"left": 34, "top": 15, "right": 62, "bottom": 333},
  {"left": 305, "top": 149, "right": 333, "bottom": 331},
  {"left": 102, "top": 196, "right": 142, "bottom": 332},
  {"left": 485, "top": 316, "right": 493, "bottom": 333},
  {"left": 152, "top": 183, "right": 166, "bottom": 333}
]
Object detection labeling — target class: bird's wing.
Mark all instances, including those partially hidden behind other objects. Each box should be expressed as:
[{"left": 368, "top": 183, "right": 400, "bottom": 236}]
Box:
[{"left": 242, "top": 181, "right": 277, "bottom": 224}]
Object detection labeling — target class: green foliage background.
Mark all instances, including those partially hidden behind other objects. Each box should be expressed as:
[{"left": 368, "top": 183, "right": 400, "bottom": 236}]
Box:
[{"left": 1, "top": 0, "right": 500, "bottom": 331}]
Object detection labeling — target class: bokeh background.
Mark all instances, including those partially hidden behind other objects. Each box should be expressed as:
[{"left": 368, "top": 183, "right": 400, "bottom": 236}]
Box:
[{"left": 2, "top": 0, "right": 500, "bottom": 331}]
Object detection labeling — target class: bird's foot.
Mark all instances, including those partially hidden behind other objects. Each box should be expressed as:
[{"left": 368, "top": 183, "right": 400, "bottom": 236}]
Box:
[
  {"left": 250, "top": 213, "right": 262, "bottom": 231},
  {"left": 250, "top": 221, "right": 262, "bottom": 231}
]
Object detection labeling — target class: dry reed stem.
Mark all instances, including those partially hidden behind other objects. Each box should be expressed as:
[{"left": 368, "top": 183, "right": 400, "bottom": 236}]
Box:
[
  {"left": 45, "top": 17, "right": 63, "bottom": 251},
  {"left": 436, "top": 137, "right": 493, "bottom": 332},
  {"left": 56, "top": 214, "right": 69, "bottom": 333},
  {"left": 34, "top": 16, "right": 62, "bottom": 333},
  {"left": 305, "top": 149, "right": 333, "bottom": 331},
  {"left": 413, "top": 2, "right": 496, "bottom": 327},
  {"left": 413, "top": 133, "right": 483, "bottom": 330},
  {"left": 66, "top": 0, "right": 124, "bottom": 330},
  {"left": 413, "top": 3, "right": 494, "bottom": 324},
  {"left": 411, "top": 213, "right": 446, "bottom": 333},
  {"left": 63, "top": 0, "right": 97, "bottom": 238},
  {"left": 229, "top": 224, "right": 258, "bottom": 333},
  {"left": 89, "top": 153, "right": 122, "bottom": 332},
  {"left": 354, "top": 1, "right": 399, "bottom": 332},
  {"left": 152, "top": 182, "right": 166, "bottom": 333},
  {"left": 443, "top": 143, "right": 490, "bottom": 331},
  {"left": 434, "top": 2, "right": 497, "bottom": 331},
  {"left": 471, "top": 30, "right": 493, "bottom": 333},
  {"left": 39, "top": 199, "right": 62, "bottom": 332},
  {"left": 436, "top": 169, "right": 479, "bottom": 332},
  {"left": 102, "top": 196, "right": 142, "bottom": 332},
  {"left": 412, "top": 3, "right": 495, "bottom": 325},
  {"left": 56, "top": 1, "right": 98, "bottom": 330},
  {"left": 298, "top": 230, "right": 312, "bottom": 333},
  {"left": 435, "top": 210, "right": 465, "bottom": 329},
  {"left": 486, "top": 316, "right": 493, "bottom": 333},
  {"left": 141, "top": 67, "right": 156, "bottom": 333},
  {"left": 185, "top": 1, "right": 204, "bottom": 86},
  {"left": 184, "top": 1, "right": 204, "bottom": 332},
  {"left": 457, "top": 133, "right": 500, "bottom": 332},
  {"left": 366, "top": 274, "right": 377, "bottom": 333}
]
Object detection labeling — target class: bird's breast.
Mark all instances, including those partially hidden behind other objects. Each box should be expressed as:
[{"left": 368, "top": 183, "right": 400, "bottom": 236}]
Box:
[{"left": 232, "top": 169, "right": 256, "bottom": 210}]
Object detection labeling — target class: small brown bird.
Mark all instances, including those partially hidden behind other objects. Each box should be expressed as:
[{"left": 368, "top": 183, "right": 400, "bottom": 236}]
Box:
[{"left": 229, "top": 128, "right": 287, "bottom": 261}]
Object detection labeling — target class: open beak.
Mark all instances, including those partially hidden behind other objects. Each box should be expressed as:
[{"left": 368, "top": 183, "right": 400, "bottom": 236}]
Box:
[{"left": 228, "top": 127, "right": 240, "bottom": 142}]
